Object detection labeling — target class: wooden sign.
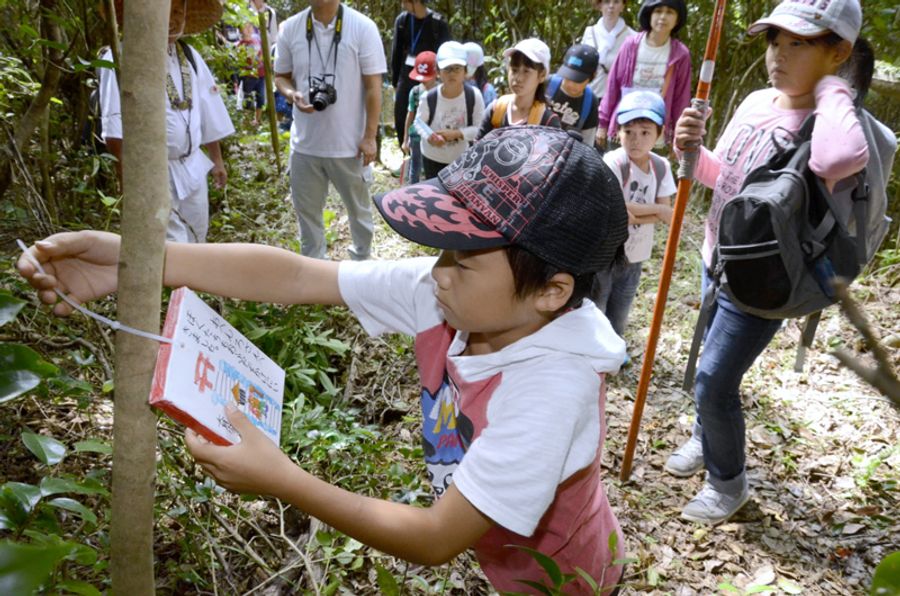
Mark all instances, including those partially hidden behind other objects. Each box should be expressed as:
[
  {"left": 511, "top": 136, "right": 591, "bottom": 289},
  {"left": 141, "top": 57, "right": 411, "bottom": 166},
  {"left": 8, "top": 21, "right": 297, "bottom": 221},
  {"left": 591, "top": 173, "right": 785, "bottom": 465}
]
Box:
[{"left": 149, "top": 288, "right": 284, "bottom": 446}]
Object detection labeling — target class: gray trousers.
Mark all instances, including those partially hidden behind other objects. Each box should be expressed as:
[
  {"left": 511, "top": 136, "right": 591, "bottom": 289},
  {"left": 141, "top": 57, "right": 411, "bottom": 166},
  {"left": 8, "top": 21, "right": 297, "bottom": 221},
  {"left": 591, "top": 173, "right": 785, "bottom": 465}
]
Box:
[{"left": 289, "top": 152, "right": 373, "bottom": 260}]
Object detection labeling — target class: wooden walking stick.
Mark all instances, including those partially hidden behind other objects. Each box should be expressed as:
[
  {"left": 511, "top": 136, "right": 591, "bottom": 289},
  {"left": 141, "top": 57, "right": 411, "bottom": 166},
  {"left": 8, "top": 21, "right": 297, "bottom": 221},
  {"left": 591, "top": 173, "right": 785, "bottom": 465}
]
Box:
[{"left": 620, "top": 0, "right": 729, "bottom": 481}]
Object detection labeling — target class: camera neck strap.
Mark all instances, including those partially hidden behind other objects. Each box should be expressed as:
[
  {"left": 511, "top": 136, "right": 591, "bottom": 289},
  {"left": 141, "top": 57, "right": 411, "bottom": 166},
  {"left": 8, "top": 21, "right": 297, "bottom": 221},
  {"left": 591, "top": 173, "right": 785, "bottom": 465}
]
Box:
[{"left": 306, "top": 3, "right": 342, "bottom": 83}]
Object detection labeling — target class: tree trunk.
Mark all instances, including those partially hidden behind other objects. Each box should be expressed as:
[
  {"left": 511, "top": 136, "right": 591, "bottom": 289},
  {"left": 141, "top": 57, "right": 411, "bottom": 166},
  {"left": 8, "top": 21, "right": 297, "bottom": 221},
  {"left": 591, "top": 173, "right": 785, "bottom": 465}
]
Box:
[
  {"left": 38, "top": 105, "right": 57, "bottom": 224},
  {"left": 108, "top": 0, "right": 169, "bottom": 593},
  {"left": 0, "top": 0, "right": 64, "bottom": 202}
]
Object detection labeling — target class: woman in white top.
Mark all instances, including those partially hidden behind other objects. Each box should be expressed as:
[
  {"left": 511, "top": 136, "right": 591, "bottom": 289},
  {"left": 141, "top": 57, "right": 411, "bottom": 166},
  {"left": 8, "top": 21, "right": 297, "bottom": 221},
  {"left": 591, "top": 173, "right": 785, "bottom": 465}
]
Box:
[{"left": 581, "top": 0, "right": 636, "bottom": 98}]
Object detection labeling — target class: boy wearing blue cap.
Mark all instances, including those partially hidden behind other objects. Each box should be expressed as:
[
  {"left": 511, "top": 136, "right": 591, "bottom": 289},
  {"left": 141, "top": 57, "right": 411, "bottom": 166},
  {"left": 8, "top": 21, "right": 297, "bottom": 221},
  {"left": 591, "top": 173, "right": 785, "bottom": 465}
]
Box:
[
  {"left": 545, "top": 44, "right": 602, "bottom": 146},
  {"left": 593, "top": 90, "right": 675, "bottom": 341}
]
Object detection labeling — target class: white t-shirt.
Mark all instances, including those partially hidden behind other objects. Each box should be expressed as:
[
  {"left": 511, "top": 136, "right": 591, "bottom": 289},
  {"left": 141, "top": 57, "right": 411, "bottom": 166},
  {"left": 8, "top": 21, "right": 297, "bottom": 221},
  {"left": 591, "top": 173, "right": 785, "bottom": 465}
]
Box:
[
  {"left": 338, "top": 257, "right": 626, "bottom": 591},
  {"left": 417, "top": 84, "right": 484, "bottom": 164},
  {"left": 581, "top": 17, "right": 636, "bottom": 98},
  {"left": 633, "top": 37, "right": 671, "bottom": 93},
  {"left": 99, "top": 45, "right": 234, "bottom": 200},
  {"left": 275, "top": 5, "right": 387, "bottom": 158},
  {"left": 604, "top": 147, "right": 676, "bottom": 263},
  {"left": 338, "top": 257, "right": 624, "bottom": 532}
]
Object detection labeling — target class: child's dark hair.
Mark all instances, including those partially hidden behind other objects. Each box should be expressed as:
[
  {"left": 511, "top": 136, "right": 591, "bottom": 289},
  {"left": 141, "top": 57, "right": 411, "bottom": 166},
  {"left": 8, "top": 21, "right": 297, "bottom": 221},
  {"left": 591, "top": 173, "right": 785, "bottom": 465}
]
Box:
[
  {"left": 472, "top": 64, "right": 490, "bottom": 93},
  {"left": 620, "top": 116, "right": 663, "bottom": 136},
  {"left": 838, "top": 37, "right": 874, "bottom": 107},
  {"left": 638, "top": 0, "right": 687, "bottom": 38},
  {"left": 506, "top": 244, "right": 623, "bottom": 315},
  {"left": 509, "top": 51, "right": 547, "bottom": 104},
  {"left": 765, "top": 29, "right": 874, "bottom": 106}
]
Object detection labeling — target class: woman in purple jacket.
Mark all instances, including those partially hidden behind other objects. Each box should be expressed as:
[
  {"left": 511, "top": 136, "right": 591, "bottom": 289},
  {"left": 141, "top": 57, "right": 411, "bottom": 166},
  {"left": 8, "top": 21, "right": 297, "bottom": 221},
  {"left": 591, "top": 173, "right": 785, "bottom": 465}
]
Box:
[{"left": 597, "top": 0, "right": 691, "bottom": 147}]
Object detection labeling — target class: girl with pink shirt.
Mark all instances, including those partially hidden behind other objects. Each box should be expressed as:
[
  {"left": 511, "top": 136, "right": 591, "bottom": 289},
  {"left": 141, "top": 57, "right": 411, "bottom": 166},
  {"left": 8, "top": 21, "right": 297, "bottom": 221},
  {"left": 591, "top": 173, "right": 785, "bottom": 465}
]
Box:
[
  {"left": 665, "top": 0, "right": 889, "bottom": 525},
  {"left": 597, "top": 0, "right": 691, "bottom": 147}
]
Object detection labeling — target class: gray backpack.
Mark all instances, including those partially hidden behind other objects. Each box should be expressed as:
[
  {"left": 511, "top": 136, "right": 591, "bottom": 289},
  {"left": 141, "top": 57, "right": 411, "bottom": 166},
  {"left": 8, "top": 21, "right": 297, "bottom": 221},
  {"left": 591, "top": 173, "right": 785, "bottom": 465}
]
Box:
[{"left": 684, "top": 110, "right": 896, "bottom": 388}]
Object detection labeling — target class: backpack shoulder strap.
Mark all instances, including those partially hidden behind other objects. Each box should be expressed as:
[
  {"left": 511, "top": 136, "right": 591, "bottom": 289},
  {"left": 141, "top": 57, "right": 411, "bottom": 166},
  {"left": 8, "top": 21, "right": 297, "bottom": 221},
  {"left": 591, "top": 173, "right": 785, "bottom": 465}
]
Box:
[
  {"left": 426, "top": 87, "right": 439, "bottom": 127},
  {"left": 491, "top": 95, "right": 511, "bottom": 128},
  {"left": 464, "top": 84, "right": 475, "bottom": 127},
  {"left": 649, "top": 152, "right": 668, "bottom": 197},
  {"left": 682, "top": 266, "right": 721, "bottom": 391},
  {"left": 576, "top": 85, "right": 594, "bottom": 130},
  {"left": 547, "top": 74, "right": 562, "bottom": 99},
  {"left": 793, "top": 311, "right": 822, "bottom": 373},
  {"left": 615, "top": 151, "right": 631, "bottom": 189},
  {"left": 178, "top": 39, "right": 198, "bottom": 73},
  {"left": 528, "top": 101, "right": 547, "bottom": 125}
]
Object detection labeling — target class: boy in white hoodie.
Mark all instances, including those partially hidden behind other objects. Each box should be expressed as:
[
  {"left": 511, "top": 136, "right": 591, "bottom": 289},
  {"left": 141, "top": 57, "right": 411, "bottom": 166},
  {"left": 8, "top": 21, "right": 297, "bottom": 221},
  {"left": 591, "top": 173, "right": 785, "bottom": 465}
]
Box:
[{"left": 18, "top": 127, "right": 628, "bottom": 594}]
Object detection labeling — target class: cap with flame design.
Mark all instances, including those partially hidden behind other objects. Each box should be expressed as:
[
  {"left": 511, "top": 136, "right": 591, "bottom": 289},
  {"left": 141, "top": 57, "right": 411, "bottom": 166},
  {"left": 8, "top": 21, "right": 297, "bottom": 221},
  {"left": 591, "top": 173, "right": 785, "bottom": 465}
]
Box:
[{"left": 375, "top": 126, "right": 628, "bottom": 275}]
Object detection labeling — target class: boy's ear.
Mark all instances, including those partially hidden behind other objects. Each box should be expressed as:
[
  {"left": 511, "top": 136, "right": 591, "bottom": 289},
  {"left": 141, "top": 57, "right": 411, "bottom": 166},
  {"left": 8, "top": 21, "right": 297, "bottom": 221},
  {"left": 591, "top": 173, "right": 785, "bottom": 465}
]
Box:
[{"left": 534, "top": 272, "right": 575, "bottom": 313}]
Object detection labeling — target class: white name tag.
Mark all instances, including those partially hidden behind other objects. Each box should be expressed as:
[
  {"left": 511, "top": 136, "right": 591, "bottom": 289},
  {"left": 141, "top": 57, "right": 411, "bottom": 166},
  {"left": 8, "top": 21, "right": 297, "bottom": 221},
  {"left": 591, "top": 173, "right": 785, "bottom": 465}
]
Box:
[{"left": 405, "top": 54, "right": 416, "bottom": 67}]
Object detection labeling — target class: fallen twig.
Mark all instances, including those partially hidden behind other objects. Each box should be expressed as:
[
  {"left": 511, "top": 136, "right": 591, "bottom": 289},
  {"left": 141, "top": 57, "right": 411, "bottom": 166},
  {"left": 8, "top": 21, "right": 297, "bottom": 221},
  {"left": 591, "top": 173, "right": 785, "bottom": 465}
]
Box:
[{"left": 831, "top": 279, "right": 900, "bottom": 408}]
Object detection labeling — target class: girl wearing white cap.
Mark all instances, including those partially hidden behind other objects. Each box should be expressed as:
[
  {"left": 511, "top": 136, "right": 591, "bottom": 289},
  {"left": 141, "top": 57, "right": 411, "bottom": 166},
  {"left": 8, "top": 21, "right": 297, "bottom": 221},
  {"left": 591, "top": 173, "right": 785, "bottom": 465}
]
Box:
[
  {"left": 668, "top": 0, "right": 896, "bottom": 525},
  {"left": 474, "top": 38, "right": 561, "bottom": 140}
]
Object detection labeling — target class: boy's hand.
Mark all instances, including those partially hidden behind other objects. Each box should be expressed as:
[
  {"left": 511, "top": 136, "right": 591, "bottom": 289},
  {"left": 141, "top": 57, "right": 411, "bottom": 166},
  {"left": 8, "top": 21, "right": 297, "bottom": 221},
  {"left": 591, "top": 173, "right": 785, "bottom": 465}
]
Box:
[
  {"left": 595, "top": 128, "right": 608, "bottom": 149},
  {"left": 674, "top": 107, "right": 710, "bottom": 151},
  {"left": 16, "top": 231, "right": 122, "bottom": 317},
  {"left": 401, "top": 138, "right": 410, "bottom": 155},
  {"left": 428, "top": 132, "right": 447, "bottom": 146},
  {"left": 657, "top": 204, "right": 674, "bottom": 225},
  {"left": 434, "top": 129, "right": 461, "bottom": 143},
  {"left": 185, "top": 406, "right": 295, "bottom": 496}
]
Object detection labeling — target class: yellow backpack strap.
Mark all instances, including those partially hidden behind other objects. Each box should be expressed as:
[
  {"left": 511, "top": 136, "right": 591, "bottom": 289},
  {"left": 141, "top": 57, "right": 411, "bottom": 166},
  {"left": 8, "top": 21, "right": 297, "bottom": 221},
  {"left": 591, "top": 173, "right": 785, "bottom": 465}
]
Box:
[
  {"left": 528, "top": 101, "right": 547, "bottom": 125},
  {"left": 492, "top": 95, "right": 511, "bottom": 128}
]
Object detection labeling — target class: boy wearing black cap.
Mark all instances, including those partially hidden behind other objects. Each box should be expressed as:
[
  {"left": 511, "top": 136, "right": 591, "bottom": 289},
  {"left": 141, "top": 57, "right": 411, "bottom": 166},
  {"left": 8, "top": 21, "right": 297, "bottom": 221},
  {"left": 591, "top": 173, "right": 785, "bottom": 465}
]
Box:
[
  {"left": 19, "top": 127, "right": 628, "bottom": 594},
  {"left": 545, "top": 44, "right": 602, "bottom": 146}
]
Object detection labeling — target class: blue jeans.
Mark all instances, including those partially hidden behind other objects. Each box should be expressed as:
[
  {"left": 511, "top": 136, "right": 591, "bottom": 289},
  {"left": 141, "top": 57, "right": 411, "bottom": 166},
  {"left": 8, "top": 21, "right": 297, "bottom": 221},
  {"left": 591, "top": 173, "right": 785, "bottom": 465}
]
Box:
[
  {"left": 409, "top": 137, "right": 423, "bottom": 184},
  {"left": 592, "top": 260, "right": 642, "bottom": 337},
  {"left": 695, "top": 267, "right": 782, "bottom": 483}
]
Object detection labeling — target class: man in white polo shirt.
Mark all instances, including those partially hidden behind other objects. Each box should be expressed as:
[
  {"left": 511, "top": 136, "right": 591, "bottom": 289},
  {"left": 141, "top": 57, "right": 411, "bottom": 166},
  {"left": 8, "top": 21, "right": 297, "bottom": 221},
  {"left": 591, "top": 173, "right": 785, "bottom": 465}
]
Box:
[{"left": 274, "top": 0, "right": 386, "bottom": 260}]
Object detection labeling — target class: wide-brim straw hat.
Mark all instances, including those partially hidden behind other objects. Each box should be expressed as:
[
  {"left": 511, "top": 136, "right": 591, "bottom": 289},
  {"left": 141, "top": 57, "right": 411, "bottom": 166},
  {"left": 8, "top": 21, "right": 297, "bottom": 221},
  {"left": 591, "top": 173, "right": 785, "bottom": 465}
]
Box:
[{"left": 113, "top": 0, "right": 223, "bottom": 36}]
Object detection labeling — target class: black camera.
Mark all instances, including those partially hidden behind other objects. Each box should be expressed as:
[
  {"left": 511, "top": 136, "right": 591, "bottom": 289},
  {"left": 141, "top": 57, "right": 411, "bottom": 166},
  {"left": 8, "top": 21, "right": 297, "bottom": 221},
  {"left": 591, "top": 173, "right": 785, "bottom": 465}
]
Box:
[{"left": 309, "top": 75, "right": 337, "bottom": 111}]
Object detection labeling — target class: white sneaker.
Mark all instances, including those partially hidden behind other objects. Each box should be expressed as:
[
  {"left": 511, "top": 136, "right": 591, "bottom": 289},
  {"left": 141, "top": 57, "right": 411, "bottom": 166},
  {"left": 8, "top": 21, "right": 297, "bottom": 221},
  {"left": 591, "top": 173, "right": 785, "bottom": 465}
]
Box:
[
  {"left": 681, "top": 479, "right": 750, "bottom": 524},
  {"left": 664, "top": 434, "right": 704, "bottom": 477}
]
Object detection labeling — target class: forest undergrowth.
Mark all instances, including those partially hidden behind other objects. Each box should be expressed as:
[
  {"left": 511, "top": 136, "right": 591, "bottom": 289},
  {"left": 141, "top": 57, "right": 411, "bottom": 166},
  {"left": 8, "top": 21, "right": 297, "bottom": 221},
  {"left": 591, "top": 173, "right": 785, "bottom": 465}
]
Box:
[{"left": 2, "top": 115, "right": 898, "bottom": 595}]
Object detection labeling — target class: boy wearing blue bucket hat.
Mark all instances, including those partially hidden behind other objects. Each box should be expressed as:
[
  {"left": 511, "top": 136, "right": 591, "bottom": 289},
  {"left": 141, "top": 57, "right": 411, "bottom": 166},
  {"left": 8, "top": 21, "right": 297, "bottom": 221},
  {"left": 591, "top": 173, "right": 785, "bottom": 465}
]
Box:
[{"left": 593, "top": 89, "right": 675, "bottom": 345}]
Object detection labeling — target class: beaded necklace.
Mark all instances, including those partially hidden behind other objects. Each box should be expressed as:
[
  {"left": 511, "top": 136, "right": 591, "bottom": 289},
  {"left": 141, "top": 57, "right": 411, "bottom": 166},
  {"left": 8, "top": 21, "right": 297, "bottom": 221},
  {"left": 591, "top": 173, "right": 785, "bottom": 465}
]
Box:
[{"left": 166, "top": 43, "right": 192, "bottom": 110}]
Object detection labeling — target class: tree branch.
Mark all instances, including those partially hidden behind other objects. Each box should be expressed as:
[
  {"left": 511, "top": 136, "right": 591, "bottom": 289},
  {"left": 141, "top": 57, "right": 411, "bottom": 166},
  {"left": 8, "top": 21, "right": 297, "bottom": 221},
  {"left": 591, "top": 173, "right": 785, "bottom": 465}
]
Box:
[{"left": 831, "top": 279, "right": 900, "bottom": 408}]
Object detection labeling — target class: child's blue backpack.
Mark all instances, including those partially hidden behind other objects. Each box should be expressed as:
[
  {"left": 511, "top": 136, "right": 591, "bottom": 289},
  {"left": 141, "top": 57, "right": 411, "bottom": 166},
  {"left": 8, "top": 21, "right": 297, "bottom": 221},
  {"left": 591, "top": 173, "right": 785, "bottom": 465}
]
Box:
[
  {"left": 684, "top": 110, "right": 897, "bottom": 387},
  {"left": 546, "top": 74, "right": 594, "bottom": 131}
]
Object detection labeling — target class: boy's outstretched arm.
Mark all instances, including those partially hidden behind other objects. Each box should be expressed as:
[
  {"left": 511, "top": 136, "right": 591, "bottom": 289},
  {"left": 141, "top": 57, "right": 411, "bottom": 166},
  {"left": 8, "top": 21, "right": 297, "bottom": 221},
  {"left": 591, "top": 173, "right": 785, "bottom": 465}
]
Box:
[
  {"left": 17, "top": 231, "right": 345, "bottom": 312},
  {"left": 166, "top": 242, "right": 343, "bottom": 306},
  {"left": 186, "top": 408, "right": 494, "bottom": 566}
]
